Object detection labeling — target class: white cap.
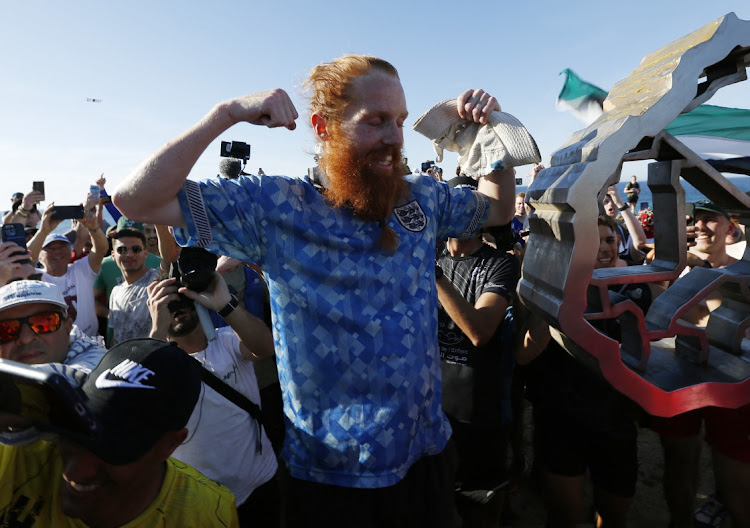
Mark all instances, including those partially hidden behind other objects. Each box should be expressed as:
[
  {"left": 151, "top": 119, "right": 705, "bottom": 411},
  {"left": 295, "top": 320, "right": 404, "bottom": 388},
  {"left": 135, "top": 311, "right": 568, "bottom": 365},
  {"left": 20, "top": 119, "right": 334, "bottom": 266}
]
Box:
[{"left": 0, "top": 281, "right": 67, "bottom": 312}]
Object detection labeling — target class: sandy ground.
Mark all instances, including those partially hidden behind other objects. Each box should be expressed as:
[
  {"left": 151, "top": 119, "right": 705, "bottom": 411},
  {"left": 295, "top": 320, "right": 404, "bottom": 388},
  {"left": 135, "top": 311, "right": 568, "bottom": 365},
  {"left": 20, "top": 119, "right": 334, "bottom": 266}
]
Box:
[{"left": 499, "top": 400, "right": 716, "bottom": 527}]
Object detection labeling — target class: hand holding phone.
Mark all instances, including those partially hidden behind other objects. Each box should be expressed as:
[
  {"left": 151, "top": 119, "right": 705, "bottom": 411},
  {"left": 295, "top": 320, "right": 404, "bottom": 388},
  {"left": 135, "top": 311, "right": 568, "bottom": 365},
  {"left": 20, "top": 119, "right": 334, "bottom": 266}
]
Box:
[{"left": 32, "top": 181, "right": 45, "bottom": 201}]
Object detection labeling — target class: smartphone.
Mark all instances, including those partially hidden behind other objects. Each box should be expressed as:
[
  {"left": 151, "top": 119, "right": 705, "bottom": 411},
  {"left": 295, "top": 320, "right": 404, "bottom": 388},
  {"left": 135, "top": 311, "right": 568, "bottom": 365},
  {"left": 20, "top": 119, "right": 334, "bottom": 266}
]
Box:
[
  {"left": 0, "top": 358, "right": 98, "bottom": 437},
  {"left": 100, "top": 195, "right": 112, "bottom": 205},
  {"left": 685, "top": 202, "right": 695, "bottom": 226},
  {"left": 1, "top": 223, "right": 27, "bottom": 249},
  {"left": 51, "top": 205, "right": 85, "bottom": 220},
  {"left": 89, "top": 184, "right": 100, "bottom": 200},
  {"left": 32, "top": 181, "right": 45, "bottom": 200}
]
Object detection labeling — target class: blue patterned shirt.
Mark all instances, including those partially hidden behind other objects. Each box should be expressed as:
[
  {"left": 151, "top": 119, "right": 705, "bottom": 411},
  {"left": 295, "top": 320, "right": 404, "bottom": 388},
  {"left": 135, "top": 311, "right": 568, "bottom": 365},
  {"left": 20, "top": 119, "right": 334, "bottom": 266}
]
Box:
[{"left": 173, "top": 173, "right": 488, "bottom": 488}]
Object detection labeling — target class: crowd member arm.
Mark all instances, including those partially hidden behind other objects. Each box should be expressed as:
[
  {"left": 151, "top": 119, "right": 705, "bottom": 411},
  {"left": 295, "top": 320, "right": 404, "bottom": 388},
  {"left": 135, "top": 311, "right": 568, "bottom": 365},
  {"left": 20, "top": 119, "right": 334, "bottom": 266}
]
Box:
[
  {"left": 436, "top": 276, "right": 509, "bottom": 347},
  {"left": 27, "top": 205, "right": 63, "bottom": 264},
  {"left": 3, "top": 191, "right": 43, "bottom": 225},
  {"left": 608, "top": 185, "right": 647, "bottom": 258},
  {"left": 78, "top": 198, "right": 108, "bottom": 274}
]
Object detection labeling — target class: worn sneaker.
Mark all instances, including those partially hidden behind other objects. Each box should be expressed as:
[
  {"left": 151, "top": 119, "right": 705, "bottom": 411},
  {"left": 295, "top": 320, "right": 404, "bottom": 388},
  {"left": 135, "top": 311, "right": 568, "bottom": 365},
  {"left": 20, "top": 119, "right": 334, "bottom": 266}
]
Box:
[{"left": 694, "top": 495, "right": 729, "bottom": 528}]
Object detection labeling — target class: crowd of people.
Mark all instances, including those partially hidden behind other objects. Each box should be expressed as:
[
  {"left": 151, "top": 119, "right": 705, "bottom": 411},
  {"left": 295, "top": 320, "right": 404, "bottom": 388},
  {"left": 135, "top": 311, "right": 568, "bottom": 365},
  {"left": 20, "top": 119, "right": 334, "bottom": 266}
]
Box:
[{"left": 0, "top": 53, "right": 748, "bottom": 528}]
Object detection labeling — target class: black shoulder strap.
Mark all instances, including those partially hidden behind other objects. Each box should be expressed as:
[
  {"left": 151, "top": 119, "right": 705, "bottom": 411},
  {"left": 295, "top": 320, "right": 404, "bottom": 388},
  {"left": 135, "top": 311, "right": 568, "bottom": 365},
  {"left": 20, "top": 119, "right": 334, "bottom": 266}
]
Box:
[{"left": 192, "top": 356, "right": 264, "bottom": 453}]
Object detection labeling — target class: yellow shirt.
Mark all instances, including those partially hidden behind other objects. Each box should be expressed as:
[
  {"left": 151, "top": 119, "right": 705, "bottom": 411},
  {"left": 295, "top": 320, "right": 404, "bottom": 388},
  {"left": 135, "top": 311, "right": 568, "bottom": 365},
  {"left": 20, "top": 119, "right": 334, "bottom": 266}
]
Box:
[{"left": 0, "top": 441, "right": 239, "bottom": 527}]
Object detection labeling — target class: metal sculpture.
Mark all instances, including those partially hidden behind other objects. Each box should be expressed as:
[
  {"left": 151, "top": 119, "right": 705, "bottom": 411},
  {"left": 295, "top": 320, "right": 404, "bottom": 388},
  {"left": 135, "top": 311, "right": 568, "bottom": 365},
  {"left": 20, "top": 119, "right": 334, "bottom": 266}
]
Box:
[{"left": 521, "top": 13, "right": 750, "bottom": 417}]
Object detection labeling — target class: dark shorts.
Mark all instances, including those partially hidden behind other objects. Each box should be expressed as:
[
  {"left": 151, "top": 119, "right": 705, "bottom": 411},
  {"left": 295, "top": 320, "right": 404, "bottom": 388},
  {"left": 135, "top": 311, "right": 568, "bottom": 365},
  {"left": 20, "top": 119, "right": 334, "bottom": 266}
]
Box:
[
  {"left": 534, "top": 407, "right": 638, "bottom": 497},
  {"left": 649, "top": 403, "right": 750, "bottom": 463},
  {"left": 281, "top": 447, "right": 458, "bottom": 528}
]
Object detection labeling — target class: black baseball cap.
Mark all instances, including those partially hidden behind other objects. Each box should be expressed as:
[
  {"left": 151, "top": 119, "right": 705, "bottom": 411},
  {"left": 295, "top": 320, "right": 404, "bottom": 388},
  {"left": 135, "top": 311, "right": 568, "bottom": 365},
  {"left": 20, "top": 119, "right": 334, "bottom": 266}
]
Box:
[
  {"left": 73, "top": 338, "right": 201, "bottom": 465},
  {"left": 693, "top": 200, "right": 730, "bottom": 219}
]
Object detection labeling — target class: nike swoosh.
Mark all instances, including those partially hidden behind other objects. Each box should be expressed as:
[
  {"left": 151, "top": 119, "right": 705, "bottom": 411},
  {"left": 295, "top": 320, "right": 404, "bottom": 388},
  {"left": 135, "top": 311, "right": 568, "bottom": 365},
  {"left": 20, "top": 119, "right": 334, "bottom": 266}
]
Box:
[{"left": 95, "top": 369, "right": 156, "bottom": 390}]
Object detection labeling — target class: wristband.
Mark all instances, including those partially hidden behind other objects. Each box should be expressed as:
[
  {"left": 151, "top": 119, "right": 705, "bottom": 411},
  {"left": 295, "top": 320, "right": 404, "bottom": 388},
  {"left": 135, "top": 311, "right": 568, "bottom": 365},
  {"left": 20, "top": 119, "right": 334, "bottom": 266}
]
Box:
[
  {"left": 218, "top": 294, "right": 239, "bottom": 318},
  {"left": 618, "top": 204, "right": 629, "bottom": 212},
  {"left": 16, "top": 207, "right": 29, "bottom": 217}
]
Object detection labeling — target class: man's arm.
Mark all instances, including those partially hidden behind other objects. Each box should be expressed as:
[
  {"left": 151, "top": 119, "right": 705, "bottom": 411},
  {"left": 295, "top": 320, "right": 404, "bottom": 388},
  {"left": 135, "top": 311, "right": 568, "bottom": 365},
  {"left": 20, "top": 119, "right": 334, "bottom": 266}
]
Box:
[
  {"left": 80, "top": 203, "right": 108, "bottom": 274},
  {"left": 178, "top": 271, "right": 275, "bottom": 361},
  {"left": 608, "top": 185, "right": 647, "bottom": 252},
  {"left": 437, "top": 278, "right": 509, "bottom": 347},
  {"left": 113, "top": 89, "right": 298, "bottom": 227},
  {"left": 478, "top": 169, "right": 517, "bottom": 227},
  {"left": 27, "top": 204, "right": 62, "bottom": 264}
]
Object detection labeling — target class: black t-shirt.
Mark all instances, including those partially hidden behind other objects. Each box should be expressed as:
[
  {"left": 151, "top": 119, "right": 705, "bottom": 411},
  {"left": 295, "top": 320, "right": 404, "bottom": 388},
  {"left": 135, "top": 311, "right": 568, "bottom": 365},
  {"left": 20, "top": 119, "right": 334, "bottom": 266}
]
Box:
[{"left": 437, "top": 244, "right": 520, "bottom": 427}]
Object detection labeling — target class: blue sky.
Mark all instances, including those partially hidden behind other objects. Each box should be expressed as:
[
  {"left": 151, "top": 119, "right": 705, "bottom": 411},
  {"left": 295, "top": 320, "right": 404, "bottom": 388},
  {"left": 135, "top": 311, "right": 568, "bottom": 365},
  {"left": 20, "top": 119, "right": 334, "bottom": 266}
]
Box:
[{"left": 1, "top": 1, "right": 748, "bottom": 209}]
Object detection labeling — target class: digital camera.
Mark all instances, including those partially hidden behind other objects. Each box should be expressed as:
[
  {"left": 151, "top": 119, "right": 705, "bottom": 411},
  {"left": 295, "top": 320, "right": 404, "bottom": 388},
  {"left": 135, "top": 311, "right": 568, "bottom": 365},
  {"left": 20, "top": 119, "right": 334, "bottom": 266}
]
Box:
[{"left": 167, "top": 247, "right": 218, "bottom": 312}]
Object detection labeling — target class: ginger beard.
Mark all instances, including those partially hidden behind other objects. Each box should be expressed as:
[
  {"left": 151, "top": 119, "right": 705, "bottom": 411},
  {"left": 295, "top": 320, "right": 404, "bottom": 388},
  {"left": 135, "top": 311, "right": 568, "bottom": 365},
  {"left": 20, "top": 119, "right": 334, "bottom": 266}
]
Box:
[{"left": 320, "top": 132, "right": 408, "bottom": 227}]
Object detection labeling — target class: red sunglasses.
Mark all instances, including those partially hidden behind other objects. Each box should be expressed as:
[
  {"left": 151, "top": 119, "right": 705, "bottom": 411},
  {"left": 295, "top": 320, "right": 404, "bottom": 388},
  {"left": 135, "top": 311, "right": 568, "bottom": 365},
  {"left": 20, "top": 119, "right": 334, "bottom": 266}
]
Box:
[{"left": 0, "top": 311, "right": 65, "bottom": 344}]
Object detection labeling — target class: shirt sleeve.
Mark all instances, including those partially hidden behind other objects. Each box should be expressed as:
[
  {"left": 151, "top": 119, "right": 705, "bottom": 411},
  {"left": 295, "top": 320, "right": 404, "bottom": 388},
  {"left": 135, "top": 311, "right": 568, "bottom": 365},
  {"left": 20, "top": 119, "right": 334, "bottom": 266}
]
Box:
[
  {"left": 479, "top": 253, "right": 520, "bottom": 303},
  {"left": 432, "top": 179, "right": 490, "bottom": 241},
  {"left": 173, "top": 176, "right": 263, "bottom": 264}
]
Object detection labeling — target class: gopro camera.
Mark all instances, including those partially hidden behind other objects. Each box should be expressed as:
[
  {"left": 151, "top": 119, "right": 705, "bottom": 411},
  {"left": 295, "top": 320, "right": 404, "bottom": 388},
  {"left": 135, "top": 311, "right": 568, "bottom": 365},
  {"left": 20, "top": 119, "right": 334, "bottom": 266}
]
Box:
[{"left": 220, "top": 141, "right": 251, "bottom": 161}]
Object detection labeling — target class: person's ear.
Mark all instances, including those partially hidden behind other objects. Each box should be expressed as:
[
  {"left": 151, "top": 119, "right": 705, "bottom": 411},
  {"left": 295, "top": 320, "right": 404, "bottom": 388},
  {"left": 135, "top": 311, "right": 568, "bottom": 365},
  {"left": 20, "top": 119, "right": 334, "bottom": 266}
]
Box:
[
  {"left": 64, "top": 315, "right": 74, "bottom": 334},
  {"left": 156, "top": 429, "right": 188, "bottom": 461},
  {"left": 311, "top": 114, "right": 328, "bottom": 140}
]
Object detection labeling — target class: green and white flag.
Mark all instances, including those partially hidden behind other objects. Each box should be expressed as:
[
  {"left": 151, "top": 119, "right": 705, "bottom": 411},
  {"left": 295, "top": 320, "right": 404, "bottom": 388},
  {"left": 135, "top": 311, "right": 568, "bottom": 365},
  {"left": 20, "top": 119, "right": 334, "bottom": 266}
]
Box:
[
  {"left": 555, "top": 68, "right": 608, "bottom": 125},
  {"left": 666, "top": 104, "right": 750, "bottom": 161}
]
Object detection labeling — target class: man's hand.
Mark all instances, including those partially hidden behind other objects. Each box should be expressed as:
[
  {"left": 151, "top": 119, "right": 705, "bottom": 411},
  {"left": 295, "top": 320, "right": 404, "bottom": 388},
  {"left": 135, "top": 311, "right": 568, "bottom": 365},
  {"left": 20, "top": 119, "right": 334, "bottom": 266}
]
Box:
[
  {"left": 96, "top": 174, "right": 106, "bottom": 189},
  {"left": 39, "top": 203, "right": 63, "bottom": 234},
  {"left": 0, "top": 242, "right": 31, "bottom": 286},
  {"left": 147, "top": 278, "right": 182, "bottom": 339},
  {"left": 226, "top": 89, "right": 298, "bottom": 131},
  {"left": 21, "top": 190, "right": 43, "bottom": 210},
  {"left": 178, "top": 271, "right": 232, "bottom": 312},
  {"left": 607, "top": 185, "right": 626, "bottom": 209},
  {"left": 456, "top": 89, "right": 501, "bottom": 125}
]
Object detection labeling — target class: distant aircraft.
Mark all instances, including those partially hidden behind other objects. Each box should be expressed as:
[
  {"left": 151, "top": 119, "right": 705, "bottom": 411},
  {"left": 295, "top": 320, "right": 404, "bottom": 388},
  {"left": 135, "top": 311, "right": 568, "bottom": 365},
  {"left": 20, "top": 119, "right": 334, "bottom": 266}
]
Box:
[{"left": 86, "top": 98, "right": 102, "bottom": 103}]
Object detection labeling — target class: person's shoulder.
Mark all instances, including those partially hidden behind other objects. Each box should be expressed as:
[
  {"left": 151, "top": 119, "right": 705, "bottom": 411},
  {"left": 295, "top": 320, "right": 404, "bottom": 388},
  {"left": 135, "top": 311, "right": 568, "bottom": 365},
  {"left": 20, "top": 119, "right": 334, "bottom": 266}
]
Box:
[
  {"left": 154, "top": 458, "right": 238, "bottom": 525},
  {"left": 165, "top": 457, "right": 237, "bottom": 502}
]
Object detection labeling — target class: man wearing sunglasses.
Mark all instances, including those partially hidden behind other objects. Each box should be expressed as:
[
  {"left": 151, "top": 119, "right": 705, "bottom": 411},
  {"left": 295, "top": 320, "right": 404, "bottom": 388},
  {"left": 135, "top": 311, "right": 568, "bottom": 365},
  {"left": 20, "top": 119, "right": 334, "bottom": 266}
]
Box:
[
  {"left": 0, "top": 280, "right": 107, "bottom": 370},
  {"left": 108, "top": 228, "right": 167, "bottom": 346}
]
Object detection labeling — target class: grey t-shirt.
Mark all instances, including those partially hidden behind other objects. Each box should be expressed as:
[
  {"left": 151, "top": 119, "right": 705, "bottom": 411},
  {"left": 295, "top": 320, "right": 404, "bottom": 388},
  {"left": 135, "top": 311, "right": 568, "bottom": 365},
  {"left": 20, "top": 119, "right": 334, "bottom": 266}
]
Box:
[{"left": 108, "top": 268, "right": 160, "bottom": 345}]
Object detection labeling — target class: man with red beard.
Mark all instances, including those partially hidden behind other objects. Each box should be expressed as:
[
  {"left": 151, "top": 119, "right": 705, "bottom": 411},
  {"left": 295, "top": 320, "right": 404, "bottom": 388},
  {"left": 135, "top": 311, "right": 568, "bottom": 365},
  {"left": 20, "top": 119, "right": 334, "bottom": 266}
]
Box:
[{"left": 113, "top": 55, "right": 527, "bottom": 526}]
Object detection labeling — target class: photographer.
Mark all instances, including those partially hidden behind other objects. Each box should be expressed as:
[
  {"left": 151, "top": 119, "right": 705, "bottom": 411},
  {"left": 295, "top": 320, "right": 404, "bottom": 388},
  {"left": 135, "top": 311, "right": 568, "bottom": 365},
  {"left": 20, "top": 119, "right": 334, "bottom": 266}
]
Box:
[{"left": 147, "top": 267, "right": 278, "bottom": 527}]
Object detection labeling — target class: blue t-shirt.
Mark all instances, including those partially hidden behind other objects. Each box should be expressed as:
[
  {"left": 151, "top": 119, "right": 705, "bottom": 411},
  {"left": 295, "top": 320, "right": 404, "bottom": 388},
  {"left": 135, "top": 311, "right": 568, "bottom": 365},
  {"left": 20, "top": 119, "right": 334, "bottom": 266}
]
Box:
[{"left": 174, "top": 173, "right": 489, "bottom": 488}]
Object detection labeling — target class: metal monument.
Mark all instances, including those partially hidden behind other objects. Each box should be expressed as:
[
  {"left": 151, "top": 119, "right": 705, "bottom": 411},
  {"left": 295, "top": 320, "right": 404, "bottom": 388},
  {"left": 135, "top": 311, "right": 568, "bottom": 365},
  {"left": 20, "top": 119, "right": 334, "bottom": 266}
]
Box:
[{"left": 521, "top": 13, "right": 750, "bottom": 417}]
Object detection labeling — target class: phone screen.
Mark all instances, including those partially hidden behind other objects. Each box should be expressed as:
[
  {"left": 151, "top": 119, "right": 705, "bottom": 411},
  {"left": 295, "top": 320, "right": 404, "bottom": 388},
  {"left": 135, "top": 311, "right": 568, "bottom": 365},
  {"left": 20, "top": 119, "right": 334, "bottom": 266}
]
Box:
[{"left": 32, "top": 181, "right": 45, "bottom": 200}]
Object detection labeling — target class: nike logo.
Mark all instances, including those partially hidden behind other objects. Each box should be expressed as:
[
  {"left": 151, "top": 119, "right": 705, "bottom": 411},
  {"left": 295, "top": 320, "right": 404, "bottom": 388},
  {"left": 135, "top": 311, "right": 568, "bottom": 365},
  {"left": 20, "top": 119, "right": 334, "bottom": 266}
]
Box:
[{"left": 94, "top": 359, "right": 156, "bottom": 390}]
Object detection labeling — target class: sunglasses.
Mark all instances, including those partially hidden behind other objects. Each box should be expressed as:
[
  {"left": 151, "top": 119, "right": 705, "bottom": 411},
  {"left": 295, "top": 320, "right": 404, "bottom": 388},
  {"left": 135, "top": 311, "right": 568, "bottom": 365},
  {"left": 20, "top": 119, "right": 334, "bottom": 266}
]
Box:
[
  {"left": 115, "top": 245, "right": 143, "bottom": 255},
  {"left": 0, "top": 311, "right": 65, "bottom": 344}
]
